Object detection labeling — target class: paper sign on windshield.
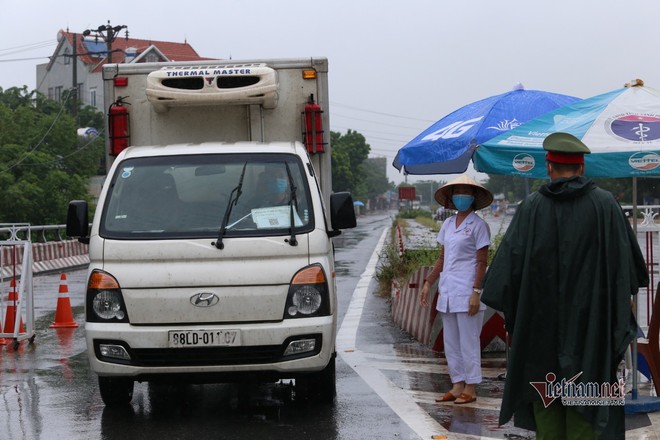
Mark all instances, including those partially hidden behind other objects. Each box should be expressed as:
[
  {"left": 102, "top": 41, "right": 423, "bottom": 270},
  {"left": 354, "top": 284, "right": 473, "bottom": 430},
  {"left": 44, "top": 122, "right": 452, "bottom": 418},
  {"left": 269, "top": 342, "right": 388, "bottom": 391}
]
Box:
[{"left": 251, "top": 206, "right": 302, "bottom": 229}]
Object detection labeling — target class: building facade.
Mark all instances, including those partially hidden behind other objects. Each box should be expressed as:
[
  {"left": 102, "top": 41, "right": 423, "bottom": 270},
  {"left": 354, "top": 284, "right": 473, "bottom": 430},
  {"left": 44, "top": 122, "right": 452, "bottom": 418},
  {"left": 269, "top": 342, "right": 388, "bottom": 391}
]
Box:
[{"left": 36, "top": 29, "right": 210, "bottom": 113}]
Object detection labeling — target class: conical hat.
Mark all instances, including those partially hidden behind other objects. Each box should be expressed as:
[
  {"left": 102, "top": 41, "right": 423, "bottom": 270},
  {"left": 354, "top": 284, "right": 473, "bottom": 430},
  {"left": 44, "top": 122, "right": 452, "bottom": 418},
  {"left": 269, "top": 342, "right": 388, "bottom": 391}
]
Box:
[{"left": 434, "top": 174, "right": 494, "bottom": 210}]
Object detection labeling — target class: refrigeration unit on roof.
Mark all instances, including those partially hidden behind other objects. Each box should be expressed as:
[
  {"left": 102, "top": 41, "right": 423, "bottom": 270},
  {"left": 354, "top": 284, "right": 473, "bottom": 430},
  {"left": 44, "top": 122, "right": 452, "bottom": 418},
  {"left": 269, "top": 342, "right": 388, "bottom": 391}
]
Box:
[{"left": 145, "top": 63, "right": 279, "bottom": 112}]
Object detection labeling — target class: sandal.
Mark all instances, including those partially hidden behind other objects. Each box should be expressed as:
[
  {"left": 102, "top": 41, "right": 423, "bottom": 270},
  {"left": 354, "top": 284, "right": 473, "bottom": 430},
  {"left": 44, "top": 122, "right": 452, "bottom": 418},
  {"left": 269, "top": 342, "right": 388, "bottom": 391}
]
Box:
[
  {"left": 454, "top": 392, "right": 477, "bottom": 404},
  {"left": 435, "top": 392, "right": 457, "bottom": 402}
]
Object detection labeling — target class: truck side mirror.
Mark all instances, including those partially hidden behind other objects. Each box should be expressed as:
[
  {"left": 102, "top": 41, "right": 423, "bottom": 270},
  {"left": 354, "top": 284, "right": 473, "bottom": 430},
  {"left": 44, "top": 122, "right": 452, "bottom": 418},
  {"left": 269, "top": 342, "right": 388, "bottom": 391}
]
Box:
[
  {"left": 329, "top": 192, "right": 357, "bottom": 236},
  {"left": 66, "top": 200, "right": 90, "bottom": 244}
]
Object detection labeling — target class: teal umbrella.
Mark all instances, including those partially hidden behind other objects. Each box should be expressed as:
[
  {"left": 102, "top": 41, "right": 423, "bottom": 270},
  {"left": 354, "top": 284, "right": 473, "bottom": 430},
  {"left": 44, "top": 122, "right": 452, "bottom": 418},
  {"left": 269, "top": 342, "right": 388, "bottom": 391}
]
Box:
[{"left": 477, "top": 81, "right": 660, "bottom": 178}]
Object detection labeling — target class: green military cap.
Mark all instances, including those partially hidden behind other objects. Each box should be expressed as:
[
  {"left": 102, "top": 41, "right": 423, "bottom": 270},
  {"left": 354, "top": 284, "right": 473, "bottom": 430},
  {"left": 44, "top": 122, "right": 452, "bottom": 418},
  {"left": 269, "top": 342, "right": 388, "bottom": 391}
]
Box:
[{"left": 543, "top": 132, "right": 591, "bottom": 164}]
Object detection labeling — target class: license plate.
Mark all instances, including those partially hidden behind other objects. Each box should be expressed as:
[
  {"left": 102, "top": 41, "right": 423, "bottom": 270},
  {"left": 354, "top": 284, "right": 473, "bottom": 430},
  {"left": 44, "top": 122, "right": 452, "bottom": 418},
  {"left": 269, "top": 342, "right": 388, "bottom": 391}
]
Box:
[{"left": 168, "top": 330, "right": 240, "bottom": 347}]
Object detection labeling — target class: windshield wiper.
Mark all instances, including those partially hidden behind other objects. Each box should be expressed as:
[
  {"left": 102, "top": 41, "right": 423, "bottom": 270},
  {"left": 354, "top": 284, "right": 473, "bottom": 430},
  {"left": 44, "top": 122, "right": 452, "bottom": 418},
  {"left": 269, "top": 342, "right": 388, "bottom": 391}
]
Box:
[
  {"left": 213, "top": 162, "right": 248, "bottom": 249},
  {"left": 285, "top": 162, "right": 298, "bottom": 247}
]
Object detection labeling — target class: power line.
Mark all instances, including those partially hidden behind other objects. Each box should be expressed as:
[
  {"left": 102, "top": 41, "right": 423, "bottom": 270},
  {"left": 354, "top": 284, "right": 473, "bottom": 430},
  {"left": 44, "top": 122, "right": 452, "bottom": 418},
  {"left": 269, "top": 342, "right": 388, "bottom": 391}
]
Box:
[
  {"left": 331, "top": 125, "right": 414, "bottom": 145},
  {"left": 331, "top": 124, "right": 413, "bottom": 142},
  {"left": 368, "top": 149, "right": 398, "bottom": 157},
  {"left": 21, "top": 129, "right": 104, "bottom": 167},
  {"left": 0, "top": 93, "right": 71, "bottom": 173},
  {"left": 0, "top": 40, "right": 54, "bottom": 53},
  {"left": 331, "top": 101, "right": 436, "bottom": 123},
  {"left": 330, "top": 104, "right": 431, "bottom": 155},
  {"left": 331, "top": 112, "right": 429, "bottom": 131},
  {"left": 0, "top": 40, "right": 56, "bottom": 59},
  {"left": 0, "top": 56, "right": 51, "bottom": 63}
]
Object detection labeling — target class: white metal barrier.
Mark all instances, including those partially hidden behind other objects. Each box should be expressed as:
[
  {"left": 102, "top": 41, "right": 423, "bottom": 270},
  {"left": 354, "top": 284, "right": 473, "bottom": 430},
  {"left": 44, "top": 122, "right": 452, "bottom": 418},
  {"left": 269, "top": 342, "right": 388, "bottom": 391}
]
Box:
[
  {"left": 622, "top": 205, "right": 660, "bottom": 328},
  {"left": 0, "top": 224, "right": 36, "bottom": 349}
]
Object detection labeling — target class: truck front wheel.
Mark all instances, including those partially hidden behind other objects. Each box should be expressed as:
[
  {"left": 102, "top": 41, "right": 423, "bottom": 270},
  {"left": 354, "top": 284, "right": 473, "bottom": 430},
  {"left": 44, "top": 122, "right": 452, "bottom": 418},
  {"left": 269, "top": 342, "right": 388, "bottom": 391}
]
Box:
[
  {"left": 98, "top": 376, "right": 134, "bottom": 407},
  {"left": 296, "top": 357, "right": 336, "bottom": 404}
]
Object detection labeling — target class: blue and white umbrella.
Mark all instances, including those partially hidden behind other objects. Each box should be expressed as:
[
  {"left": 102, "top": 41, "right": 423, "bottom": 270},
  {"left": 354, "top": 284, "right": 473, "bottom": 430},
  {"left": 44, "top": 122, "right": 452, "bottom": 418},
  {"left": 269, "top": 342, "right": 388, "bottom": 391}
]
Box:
[
  {"left": 393, "top": 84, "right": 579, "bottom": 175},
  {"left": 477, "top": 81, "right": 660, "bottom": 178}
]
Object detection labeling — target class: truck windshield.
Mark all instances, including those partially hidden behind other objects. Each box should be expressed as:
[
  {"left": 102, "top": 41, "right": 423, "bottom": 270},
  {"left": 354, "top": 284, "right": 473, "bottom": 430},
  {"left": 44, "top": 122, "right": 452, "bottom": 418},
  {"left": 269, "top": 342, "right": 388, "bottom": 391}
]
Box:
[{"left": 100, "top": 153, "right": 313, "bottom": 239}]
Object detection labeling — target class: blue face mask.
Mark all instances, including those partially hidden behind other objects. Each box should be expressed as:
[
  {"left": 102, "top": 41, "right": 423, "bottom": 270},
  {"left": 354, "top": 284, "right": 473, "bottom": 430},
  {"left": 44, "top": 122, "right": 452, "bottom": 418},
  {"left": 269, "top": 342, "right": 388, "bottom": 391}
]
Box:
[
  {"left": 273, "top": 177, "right": 288, "bottom": 194},
  {"left": 452, "top": 194, "right": 474, "bottom": 212}
]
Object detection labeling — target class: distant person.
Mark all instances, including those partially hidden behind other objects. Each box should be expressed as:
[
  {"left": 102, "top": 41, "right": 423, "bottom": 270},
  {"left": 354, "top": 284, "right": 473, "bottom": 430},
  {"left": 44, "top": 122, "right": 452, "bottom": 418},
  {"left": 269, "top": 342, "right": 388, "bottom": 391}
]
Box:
[
  {"left": 419, "top": 175, "right": 493, "bottom": 405},
  {"left": 434, "top": 206, "right": 445, "bottom": 221},
  {"left": 481, "top": 132, "right": 648, "bottom": 439},
  {"left": 643, "top": 193, "right": 654, "bottom": 206}
]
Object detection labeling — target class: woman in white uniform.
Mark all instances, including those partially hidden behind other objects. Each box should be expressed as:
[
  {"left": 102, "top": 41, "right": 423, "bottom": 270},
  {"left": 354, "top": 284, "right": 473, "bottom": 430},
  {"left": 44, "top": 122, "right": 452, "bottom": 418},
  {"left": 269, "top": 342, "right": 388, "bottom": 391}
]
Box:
[{"left": 420, "top": 175, "right": 493, "bottom": 405}]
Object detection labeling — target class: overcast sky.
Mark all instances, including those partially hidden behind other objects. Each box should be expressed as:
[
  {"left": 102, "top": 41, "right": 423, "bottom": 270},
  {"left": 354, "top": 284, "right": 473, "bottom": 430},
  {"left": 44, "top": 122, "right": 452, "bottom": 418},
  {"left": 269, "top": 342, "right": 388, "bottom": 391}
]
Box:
[{"left": 1, "top": 0, "right": 659, "bottom": 184}]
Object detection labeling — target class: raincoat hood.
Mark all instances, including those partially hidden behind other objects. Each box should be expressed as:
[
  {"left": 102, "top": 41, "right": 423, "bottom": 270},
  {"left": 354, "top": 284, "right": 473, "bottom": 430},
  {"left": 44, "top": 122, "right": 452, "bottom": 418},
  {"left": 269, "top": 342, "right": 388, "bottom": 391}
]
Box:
[{"left": 538, "top": 176, "right": 595, "bottom": 201}]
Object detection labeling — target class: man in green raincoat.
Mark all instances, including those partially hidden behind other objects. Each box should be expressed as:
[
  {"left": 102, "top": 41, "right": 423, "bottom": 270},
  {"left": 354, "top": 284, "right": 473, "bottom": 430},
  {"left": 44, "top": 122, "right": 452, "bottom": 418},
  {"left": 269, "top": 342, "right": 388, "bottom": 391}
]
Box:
[{"left": 481, "top": 132, "right": 648, "bottom": 439}]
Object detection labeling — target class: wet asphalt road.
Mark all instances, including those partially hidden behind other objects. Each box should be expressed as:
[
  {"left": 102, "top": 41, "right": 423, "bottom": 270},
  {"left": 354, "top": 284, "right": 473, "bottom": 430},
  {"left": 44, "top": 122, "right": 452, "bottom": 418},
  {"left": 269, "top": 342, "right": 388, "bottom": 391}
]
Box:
[
  {"left": 1, "top": 212, "right": 433, "bottom": 440},
  {"left": 6, "top": 212, "right": 658, "bottom": 439}
]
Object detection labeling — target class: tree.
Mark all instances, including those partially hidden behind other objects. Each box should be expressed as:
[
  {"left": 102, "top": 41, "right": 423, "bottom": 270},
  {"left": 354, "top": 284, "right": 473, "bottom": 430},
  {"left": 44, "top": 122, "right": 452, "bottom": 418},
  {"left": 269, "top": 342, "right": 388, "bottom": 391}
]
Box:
[
  {"left": 0, "top": 87, "right": 104, "bottom": 224},
  {"left": 331, "top": 129, "right": 370, "bottom": 193},
  {"left": 594, "top": 177, "right": 660, "bottom": 205},
  {"left": 484, "top": 173, "right": 660, "bottom": 205},
  {"left": 357, "top": 157, "right": 394, "bottom": 205},
  {"left": 483, "top": 175, "right": 533, "bottom": 202}
]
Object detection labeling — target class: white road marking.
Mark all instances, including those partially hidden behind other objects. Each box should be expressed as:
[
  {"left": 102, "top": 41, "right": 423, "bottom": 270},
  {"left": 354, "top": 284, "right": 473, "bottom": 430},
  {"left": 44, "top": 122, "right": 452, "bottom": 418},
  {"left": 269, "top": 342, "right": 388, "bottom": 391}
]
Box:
[{"left": 337, "top": 228, "right": 450, "bottom": 439}]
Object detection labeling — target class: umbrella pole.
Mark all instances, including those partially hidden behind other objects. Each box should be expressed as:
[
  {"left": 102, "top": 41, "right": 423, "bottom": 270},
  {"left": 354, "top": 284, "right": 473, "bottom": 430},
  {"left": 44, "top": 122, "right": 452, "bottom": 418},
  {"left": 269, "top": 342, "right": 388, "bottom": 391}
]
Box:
[
  {"left": 632, "top": 176, "right": 638, "bottom": 400},
  {"left": 524, "top": 178, "right": 531, "bottom": 197}
]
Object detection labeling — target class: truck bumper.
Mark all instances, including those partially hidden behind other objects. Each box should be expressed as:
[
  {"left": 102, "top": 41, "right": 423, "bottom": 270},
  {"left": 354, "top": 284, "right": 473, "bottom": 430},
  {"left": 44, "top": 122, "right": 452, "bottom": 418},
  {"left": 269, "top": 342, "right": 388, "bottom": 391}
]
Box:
[{"left": 86, "top": 316, "right": 335, "bottom": 380}]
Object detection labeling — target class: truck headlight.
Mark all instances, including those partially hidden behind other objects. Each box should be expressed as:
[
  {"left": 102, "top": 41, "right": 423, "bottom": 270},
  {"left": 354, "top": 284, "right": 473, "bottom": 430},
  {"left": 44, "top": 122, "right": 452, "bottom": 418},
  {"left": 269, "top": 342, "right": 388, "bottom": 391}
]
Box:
[
  {"left": 86, "top": 270, "right": 130, "bottom": 323},
  {"left": 284, "top": 264, "right": 330, "bottom": 318},
  {"left": 93, "top": 291, "right": 125, "bottom": 320},
  {"left": 291, "top": 286, "right": 322, "bottom": 314}
]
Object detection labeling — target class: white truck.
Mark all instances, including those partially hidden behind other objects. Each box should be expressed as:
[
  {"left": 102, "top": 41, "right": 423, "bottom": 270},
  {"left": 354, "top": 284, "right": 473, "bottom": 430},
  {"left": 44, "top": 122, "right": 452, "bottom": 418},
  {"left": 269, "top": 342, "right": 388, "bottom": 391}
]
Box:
[{"left": 66, "top": 57, "right": 356, "bottom": 406}]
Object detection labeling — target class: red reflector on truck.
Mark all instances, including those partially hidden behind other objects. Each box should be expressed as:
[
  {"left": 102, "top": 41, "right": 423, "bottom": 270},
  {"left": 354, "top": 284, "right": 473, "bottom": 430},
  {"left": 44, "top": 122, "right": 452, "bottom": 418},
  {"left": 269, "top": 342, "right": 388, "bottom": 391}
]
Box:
[{"left": 114, "top": 77, "right": 128, "bottom": 87}]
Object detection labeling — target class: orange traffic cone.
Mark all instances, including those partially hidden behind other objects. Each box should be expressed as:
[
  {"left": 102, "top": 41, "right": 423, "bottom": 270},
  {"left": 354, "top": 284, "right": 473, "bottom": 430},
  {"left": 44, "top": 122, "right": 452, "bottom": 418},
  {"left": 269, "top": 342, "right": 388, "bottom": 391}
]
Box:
[
  {"left": 50, "top": 273, "right": 79, "bottom": 328},
  {"left": 2, "top": 278, "right": 26, "bottom": 344}
]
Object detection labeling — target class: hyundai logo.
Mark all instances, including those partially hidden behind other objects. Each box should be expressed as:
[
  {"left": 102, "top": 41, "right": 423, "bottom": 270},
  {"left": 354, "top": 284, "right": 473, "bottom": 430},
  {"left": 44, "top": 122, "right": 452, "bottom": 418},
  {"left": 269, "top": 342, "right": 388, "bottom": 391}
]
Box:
[{"left": 190, "top": 292, "right": 220, "bottom": 307}]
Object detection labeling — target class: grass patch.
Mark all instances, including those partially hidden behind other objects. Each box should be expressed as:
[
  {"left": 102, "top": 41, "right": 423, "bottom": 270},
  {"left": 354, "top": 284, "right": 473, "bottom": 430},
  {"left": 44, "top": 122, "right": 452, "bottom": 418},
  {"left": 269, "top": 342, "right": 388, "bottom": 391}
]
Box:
[
  {"left": 488, "top": 231, "right": 503, "bottom": 265},
  {"left": 397, "top": 208, "right": 432, "bottom": 219},
  {"left": 414, "top": 216, "right": 440, "bottom": 233},
  {"left": 375, "top": 215, "right": 504, "bottom": 297},
  {"left": 375, "top": 218, "right": 438, "bottom": 297}
]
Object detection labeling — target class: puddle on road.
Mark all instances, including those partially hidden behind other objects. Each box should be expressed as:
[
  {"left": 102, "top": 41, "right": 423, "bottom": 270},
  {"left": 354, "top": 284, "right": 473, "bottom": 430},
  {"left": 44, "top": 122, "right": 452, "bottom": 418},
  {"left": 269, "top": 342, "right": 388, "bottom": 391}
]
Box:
[
  {"left": 386, "top": 343, "right": 534, "bottom": 439},
  {"left": 334, "top": 260, "right": 353, "bottom": 277},
  {"left": 333, "top": 231, "right": 369, "bottom": 250},
  {"left": 94, "top": 380, "right": 347, "bottom": 439}
]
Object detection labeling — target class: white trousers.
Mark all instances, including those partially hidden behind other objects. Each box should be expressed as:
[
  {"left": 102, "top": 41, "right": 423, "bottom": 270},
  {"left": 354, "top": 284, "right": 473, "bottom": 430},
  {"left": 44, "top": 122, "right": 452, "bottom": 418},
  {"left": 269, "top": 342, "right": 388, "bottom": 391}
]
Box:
[{"left": 441, "top": 310, "right": 484, "bottom": 384}]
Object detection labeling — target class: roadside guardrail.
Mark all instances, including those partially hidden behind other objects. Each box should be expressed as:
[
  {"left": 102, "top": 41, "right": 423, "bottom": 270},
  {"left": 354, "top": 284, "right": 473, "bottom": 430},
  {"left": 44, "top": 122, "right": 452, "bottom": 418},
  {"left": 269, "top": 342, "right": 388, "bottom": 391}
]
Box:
[{"left": 0, "top": 224, "right": 89, "bottom": 279}]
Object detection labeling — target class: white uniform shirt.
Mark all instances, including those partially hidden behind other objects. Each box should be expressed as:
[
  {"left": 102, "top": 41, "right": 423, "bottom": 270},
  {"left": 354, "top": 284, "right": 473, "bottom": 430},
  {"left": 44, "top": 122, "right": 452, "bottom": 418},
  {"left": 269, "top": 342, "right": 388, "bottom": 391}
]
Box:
[{"left": 435, "top": 212, "right": 491, "bottom": 313}]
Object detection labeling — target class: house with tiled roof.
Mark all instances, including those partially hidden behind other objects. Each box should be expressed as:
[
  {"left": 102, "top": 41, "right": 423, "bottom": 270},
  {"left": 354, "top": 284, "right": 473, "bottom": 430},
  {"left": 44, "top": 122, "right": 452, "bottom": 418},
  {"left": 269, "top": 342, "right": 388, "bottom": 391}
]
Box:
[{"left": 36, "top": 29, "right": 211, "bottom": 112}]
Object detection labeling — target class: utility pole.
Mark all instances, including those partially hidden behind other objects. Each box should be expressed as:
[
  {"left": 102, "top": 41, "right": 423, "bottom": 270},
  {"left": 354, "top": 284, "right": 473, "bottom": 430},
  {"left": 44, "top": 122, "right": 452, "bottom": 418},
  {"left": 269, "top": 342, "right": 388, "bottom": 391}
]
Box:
[
  {"left": 82, "top": 21, "right": 128, "bottom": 64},
  {"left": 71, "top": 33, "right": 78, "bottom": 122},
  {"left": 80, "top": 22, "right": 127, "bottom": 172},
  {"left": 65, "top": 23, "right": 127, "bottom": 121}
]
